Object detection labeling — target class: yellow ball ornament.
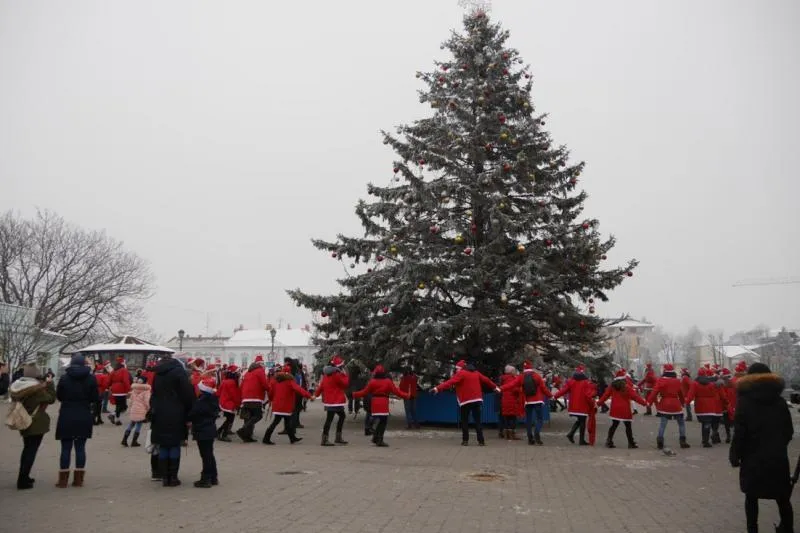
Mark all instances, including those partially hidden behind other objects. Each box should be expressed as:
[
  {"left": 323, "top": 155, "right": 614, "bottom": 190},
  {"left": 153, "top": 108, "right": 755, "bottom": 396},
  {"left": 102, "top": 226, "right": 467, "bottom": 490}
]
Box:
[
  {"left": 418, "top": 282, "right": 426, "bottom": 290},
  {"left": 390, "top": 245, "right": 398, "bottom": 254},
  {"left": 499, "top": 132, "right": 509, "bottom": 141},
  {"left": 454, "top": 233, "right": 465, "bottom": 245},
  {"left": 517, "top": 244, "right": 526, "bottom": 253},
  {"left": 499, "top": 202, "right": 506, "bottom": 209}
]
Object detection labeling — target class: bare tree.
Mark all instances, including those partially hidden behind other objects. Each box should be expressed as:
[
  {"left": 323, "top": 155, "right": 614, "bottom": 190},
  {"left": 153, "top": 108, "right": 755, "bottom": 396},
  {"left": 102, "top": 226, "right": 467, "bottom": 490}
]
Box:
[
  {"left": 707, "top": 331, "right": 726, "bottom": 367},
  {"left": 0, "top": 302, "right": 51, "bottom": 370},
  {"left": 662, "top": 335, "right": 681, "bottom": 365},
  {"left": 0, "top": 210, "right": 154, "bottom": 348}
]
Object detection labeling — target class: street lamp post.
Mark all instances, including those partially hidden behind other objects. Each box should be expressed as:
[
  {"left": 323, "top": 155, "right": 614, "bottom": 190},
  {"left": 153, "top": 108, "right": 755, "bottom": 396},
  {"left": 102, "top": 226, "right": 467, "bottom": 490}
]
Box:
[
  {"left": 178, "top": 329, "right": 185, "bottom": 352},
  {"left": 270, "top": 328, "right": 276, "bottom": 361}
]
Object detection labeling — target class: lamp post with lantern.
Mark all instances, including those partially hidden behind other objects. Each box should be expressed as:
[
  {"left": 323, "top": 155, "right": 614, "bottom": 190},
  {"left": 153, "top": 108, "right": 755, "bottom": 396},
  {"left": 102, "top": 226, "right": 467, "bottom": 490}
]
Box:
[{"left": 178, "top": 329, "right": 185, "bottom": 352}]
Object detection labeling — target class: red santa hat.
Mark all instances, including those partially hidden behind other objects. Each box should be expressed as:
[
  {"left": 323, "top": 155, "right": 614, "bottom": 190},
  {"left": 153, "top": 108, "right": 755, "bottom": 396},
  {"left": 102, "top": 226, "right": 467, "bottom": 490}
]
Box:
[
  {"left": 193, "top": 358, "right": 205, "bottom": 368},
  {"left": 198, "top": 377, "right": 216, "bottom": 394},
  {"left": 330, "top": 355, "right": 345, "bottom": 368},
  {"left": 116, "top": 356, "right": 126, "bottom": 365},
  {"left": 454, "top": 360, "right": 467, "bottom": 370},
  {"left": 645, "top": 363, "right": 653, "bottom": 369},
  {"left": 94, "top": 363, "right": 105, "bottom": 372},
  {"left": 281, "top": 364, "right": 292, "bottom": 373},
  {"left": 681, "top": 367, "right": 690, "bottom": 375},
  {"left": 575, "top": 365, "right": 586, "bottom": 373},
  {"left": 522, "top": 361, "right": 533, "bottom": 372},
  {"left": 613, "top": 369, "right": 627, "bottom": 381},
  {"left": 215, "top": 357, "right": 222, "bottom": 365},
  {"left": 704, "top": 363, "right": 711, "bottom": 370},
  {"left": 227, "top": 365, "right": 239, "bottom": 373},
  {"left": 254, "top": 355, "right": 265, "bottom": 365},
  {"left": 206, "top": 364, "right": 217, "bottom": 372},
  {"left": 698, "top": 367, "right": 708, "bottom": 377},
  {"left": 720, "top": 368, "right": 732, "bottom": 379},
  {"left": 662, "top": 363, "right": 675, "bottom": 373},
  {"left": 373, "top": 364, "right": 385, "bottom": 375},
  {"left": 735, "top": 361, "right": 748, "bottom": 374}
]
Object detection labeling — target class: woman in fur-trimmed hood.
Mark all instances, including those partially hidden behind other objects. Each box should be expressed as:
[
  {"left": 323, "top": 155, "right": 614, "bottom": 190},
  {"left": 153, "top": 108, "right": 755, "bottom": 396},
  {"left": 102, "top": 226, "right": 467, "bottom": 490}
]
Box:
[{"left": 729, "top": 363, "right": 794, "bottom": 532}]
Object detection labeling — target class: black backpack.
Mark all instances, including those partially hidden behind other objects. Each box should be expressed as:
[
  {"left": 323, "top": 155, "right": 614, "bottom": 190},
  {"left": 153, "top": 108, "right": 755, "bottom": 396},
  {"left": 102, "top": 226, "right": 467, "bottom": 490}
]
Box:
[{"left": 523, "top": 373, "right": 537, "bottom": 396}]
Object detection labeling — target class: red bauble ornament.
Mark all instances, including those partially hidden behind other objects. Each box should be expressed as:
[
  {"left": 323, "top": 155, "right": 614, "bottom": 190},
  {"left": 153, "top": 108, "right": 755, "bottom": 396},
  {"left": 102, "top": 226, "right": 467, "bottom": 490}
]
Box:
[
  {"left": 441, "top": 65, "right": 449, "bottom": 71},
  {"left": 540, "top": 120, "right": 545, "bottom": 126},
  {"left": 499, "top": 114, "right": 507, "bottom": 124},
  {"left": 430, "top": 225, "right": 440, "bottom": 235},
  {"left": 485, "top": 143, "right": 494, "bottom": 151},
  {"left": 545, "top": 239, "right": 553, "bottom": 247},
  {"left": 393, "top": 167, "right": 399, "bottom": 173},
  {"left": 438, "top": 76, "right": 445, "bottom": 84},
  {"left": 419, "top": 159, "right": 425, "bottom": 166},
  {"left": 588, "top": 298, "right": 594, "bottom": 304},
  {"left": 502, "top": 52, "right": 509, "bottom": 60},
  {"left": 589, "top": 306, "right": 595, "bottom": 314},
  {"left": 462, "top": 63, "right": 469, "bottom": 70},
  {"left": 532, "top": 290, "right": 540, "bottom": 297},
  {"left": 382, "top": 306, "right": 390, "bottom": 314},
  {"left": 538, "top": 200, "right": 546, "bottom": 207},
  {"left": 331, "top": 252, "right": 337, "bottom": 258},
  {"left": 502, "top": 68, "right": 509, "bottom": 75},
  {"left": 376, "top": 255, "right": 385, "bottom": 262},
  {"left": 569, "top": 178, "right": 578, "bottom": 185},
  {"left": 626, "top": 271, "right": 633, "bottom": 277},
  {"left": 579, "top": 320, "right": 586, "bottom": 328},
  {"left": 502, "top": 163, "right": 511, "bottom": 172},
  {"left": 320, "top": 311, "right": 329, "bottom": 318},
  {"left": 582, "top": 223, "right": 590, "bottom": 230},
  {"left": 524, "top": 73, "right": 531, "bottom": 79},
  {"left": 601, "top": 254, "right": 607, "bottom": 260},
  {"left": 470, "top": 222, "right": 478, "bottom": 234},
  {"left": 463, "top": 247, "right": 473, "bottom": 255},
  {"left": 367, "top": 268, "right": 373, "bottom": 273}
]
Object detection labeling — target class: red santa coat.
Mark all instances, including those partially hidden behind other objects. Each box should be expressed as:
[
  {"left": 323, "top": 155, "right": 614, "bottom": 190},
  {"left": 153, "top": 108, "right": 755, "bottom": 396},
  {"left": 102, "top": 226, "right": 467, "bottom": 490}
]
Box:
[
  {"left": 433, "top": 369, "right": 497, "bottom": 406},
  {"left": 240, "top": 366, "right": 270, "bottom": 404},
  {"left": 498, "top": 374, "right": 524, "bottom": 417},
  {"left": 109, "top": 367, "right": 132, "bottom": 397},
  {"left": 646, "top": 376, "right": 685, "bottom": 415},
  {"left": 685, "top": 379, "right": 724, "bottom": 416},
  {"left": 553, "top": 374, "right": 594, "bottom": 416},
  {"left": 720, "top": 382, "right": 736, "bottom": 419},
  {"left": 353, "top": 377, "right": 409, "bottom": 416},
  {"left": 218, "top": 377, "right": 242, "bottom": 414},
  {"left": 598, "top": 381, "right": 647, "bottom": 421},
  {"left": 313, "top": 370, "right": 349, "bottom": 408},
  {"left": 95, "top": 372, "right": 110, "bottom": 394},
  {"left": 638, "top": 369, "right": 657, "bottom": 391},
  {"left": 270, "top": 373, "right": 312, "bottom": 415},
  {"left": 399, "top": 373, "right": 419, "bottom": 399},
  {"left": 680, "top": 374, "right": 692, "bottom": 399},
  {"left": 141, "top": 370, "right": 155, "bottom": 387},
  {"left": 501, "top": 370, "right": 552, "bottom": 405}
]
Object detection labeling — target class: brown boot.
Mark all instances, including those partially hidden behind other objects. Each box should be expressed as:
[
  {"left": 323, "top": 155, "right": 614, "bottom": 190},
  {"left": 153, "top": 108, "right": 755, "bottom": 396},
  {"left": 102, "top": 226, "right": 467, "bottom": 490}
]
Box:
[
  {"left": 510, "top": 430, "right": 521, "bottom": 441},
  {"left": 55, "top": 470, "right": 70, "bottom": 488},
  {"left": 72, "top": 469, "right": 85, "bottom": 487}
]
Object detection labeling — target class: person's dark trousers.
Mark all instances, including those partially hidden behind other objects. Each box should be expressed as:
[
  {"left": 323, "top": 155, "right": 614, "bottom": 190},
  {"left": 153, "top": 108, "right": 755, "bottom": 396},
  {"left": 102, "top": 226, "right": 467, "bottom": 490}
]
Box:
[
  {"left": 158, "top": 446, "right": 181, "bottom": 487},
  {"left": 102, "top": 390, "right": 110, "bottom": 413},
  {"left": 113, "top": 395, "right": 128, "bottom": 421},
  {"left": 364, "top": 396, "right": 374, "bottom": 434},
  {"left": 237, "top": 404, "right": 263, "bottom": 441},
  {"left": 459, "top": 402, "right": 484, "bottom": 444},
  {"left": 710, "top": 417, "right": 721, "bottom": 443},
  {"left": 218, "top": 412, "right": 235, "bottom": 439},
  {"left": 322, "top": 408, "right": 346, "bottom": 437},
  {"left": 263, "top": 414, "right": 300, "bottom": 444},
  {"left": 524, "top": 403, "right": 544, "bottom": 441},
  {"left": 291, "top": 397, "right": 303, "bottom": 428},
  {"left": 684, "top": 403, "right": 693, "bottom": 421},
  {"left": 745, "top": 493, "right": 794, "bottom": 533},
  {"left": 373, "top": 415, "right": 389, "bottom": 445},
  {"left": 403, "top": 398, "right": 418, "bottom": 427},
  {"left": 18, "top": 434, "right": 44, "bottom": 488},
  {"left": 347, "top": 393, "right": 354, "bottom": 413},
  {"left": 567, "top": 415, "right": 588, "bottom": 444},
  {"left": 59, "top": 438, "right": 87, "bottom": 469},
  {"left": 196, "top": 439, "right": 218, "bottom": 482},
  {"left": 92, "top": 399, "right": 103, "bottom": 425}
]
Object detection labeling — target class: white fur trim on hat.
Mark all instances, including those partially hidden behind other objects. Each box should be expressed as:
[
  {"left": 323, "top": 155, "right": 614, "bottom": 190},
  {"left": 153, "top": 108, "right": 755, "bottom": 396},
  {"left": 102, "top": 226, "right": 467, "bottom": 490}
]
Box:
[{"left": 198, "top": 382, "right": 216, "bottom": 394}]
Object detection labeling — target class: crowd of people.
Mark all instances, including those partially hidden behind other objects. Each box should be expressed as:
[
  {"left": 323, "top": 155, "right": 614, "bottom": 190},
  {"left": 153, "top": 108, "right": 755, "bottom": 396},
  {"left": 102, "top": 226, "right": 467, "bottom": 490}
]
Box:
[{"left": 3, "top": 353, "right": 795, "bottom": 532}]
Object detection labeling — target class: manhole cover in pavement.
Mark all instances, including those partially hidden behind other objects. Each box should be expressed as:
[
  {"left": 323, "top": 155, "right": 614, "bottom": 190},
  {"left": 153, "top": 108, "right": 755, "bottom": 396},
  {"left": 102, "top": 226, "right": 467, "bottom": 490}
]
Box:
[{"left": 466, "top": 471, "right": 505, "bottom": 482}]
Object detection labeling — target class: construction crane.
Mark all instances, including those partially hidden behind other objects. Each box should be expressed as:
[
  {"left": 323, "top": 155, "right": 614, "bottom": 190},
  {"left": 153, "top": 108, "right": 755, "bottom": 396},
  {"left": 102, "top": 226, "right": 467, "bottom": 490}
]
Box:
[{"left": 732, "top": 277, "right": 800, "bottom": 287}]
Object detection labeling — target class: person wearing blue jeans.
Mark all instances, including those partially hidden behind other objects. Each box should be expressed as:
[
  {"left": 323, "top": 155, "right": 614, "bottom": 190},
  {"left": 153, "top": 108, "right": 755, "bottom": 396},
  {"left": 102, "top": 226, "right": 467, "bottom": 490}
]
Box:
[
  {"left": 403, "top": 399, "right": 418, "bottom": 428},
  {"left": 60, "top": 438, "right": 87, "bottom": 472},
  {"left": 658, "top": 414, "right": 686, "bottom": 441},
  {"left": 525, "top": 403, "right": 545, "bottom": 445},
  {"left": 158, "top": 446, "right": 182, "bottom": 486}
]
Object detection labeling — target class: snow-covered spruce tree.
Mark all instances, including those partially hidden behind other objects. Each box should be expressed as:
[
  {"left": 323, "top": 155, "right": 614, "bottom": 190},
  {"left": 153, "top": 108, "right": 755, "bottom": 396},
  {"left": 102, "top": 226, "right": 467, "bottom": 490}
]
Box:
[{"left": 289, "top": 11, "right": 637, "bottom": 379}]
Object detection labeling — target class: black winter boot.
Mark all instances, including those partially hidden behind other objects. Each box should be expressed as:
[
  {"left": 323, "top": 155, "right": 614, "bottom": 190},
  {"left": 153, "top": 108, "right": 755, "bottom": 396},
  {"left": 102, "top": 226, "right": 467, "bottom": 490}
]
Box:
[
  {"left": 656, "top": 437, "right": 664, "bottom": 450},
  {"left": 167, "top": 457, "right": 181, "bottom": 487},
  {"left": 130, "top": 431, "right": 141, "bottom": 447},
  {"left": 334, "top": 432, "right": 348, "bottom": 445},
  {"left": 605, "top": 438, "right": 616, "bottom": 449},
  {"left": 121, "top": 429, "right": 131, "bottom": 447},
  {"left": 159, "top": 459, "right": 169, "bottom": 487},
  {"left": 321, "top": 433, "right": 334, "bottom": 447},
  {"left": 679, "top": 437, "right": 691, "bottom": 449},
  {"left": 535, "top": 433, "right": 543, "bottom": 446}
]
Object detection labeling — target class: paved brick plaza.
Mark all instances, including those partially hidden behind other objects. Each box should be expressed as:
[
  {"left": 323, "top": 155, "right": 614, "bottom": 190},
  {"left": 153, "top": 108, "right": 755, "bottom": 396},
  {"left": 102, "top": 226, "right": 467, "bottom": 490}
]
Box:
[{"left": 1, "top": 402, "right": 797, "bottom": 533}]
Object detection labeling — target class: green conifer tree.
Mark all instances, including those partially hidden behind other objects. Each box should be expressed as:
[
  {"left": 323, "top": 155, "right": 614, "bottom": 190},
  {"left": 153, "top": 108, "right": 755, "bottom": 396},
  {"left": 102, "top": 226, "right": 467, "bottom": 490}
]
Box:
[{"left": 289, "top": 10, "right": 637, "bottom": 378}]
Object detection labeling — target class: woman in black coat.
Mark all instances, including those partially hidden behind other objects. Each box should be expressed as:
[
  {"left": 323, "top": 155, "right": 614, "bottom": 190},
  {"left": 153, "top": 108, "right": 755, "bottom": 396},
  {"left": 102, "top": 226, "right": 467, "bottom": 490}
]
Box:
[
  {"left": 150, "top": 356, "right": 195, "bottom": 487},
  {"left": 55, "top": 354, "right": 99, "bottom": 488},
  {"left": 729, "top": 362, "right": 794, "bottom": 533}
]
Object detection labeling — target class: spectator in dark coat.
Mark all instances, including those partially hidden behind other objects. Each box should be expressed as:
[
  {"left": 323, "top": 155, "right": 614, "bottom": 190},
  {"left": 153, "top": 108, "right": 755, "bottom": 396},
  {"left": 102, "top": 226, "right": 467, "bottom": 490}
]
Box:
[
  {"left": 0, "top": 362, "right": 10, "bottom": 398},
  {"left": 9, "top": 365, "right": 56, "bottom": 490},
  {"left": 150, "top": 356, "right": 195, "bottom": 487},
  {"left": 55, "top": 354, "right": 99, "bottom": 488},
  {"left": 729, "top": 362, "right": 794, "bottom": 533},
  {"left": 189, "top": 378, "right": 220, "bottom": 488}
]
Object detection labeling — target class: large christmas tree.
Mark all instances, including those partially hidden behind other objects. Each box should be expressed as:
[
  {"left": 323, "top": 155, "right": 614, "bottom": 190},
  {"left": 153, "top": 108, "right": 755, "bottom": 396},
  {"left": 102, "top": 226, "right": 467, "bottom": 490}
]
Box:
[{"left": 289, "top": 9, "right": 637, "bottom": 378}]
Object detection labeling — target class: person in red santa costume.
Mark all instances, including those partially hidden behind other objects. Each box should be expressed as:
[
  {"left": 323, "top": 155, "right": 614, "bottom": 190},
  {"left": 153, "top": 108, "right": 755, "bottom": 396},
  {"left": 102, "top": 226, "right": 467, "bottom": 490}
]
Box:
[
  {"left": 262, "top": 364, "right": 313, "bottom": 445},
  {"left": 216, "top": 365, "right": 241, "bottom": 442},
  {"left": 353, "top": 364, "right": 410, "bottom": 447},
  {"left": 553, "top": 365, "right": 595, "bottom": 445},
  {"left": 647, "top": 363, "right": 690, "bottom": 449},
  {"left": 598, "top": 369, "right": 647, "bottom": 448},
  {"left": 313, "top": 355, "right": 350, "bottom": 446},
  {"left": 236, "top": 355, "right": 271, "bottom": 443},
  {"left": 718, "top": 367, "right": 736, "bottom": 443},
  {"left": 638, "top": 363, "right": 657, "bottom": 415},
  {"left": 431, "top": 359, "right": 501, "bottom": 446},
  {"left": 501, "top": 361, "right": 551, "bottom": 445},
  {"left": 680, "top": 367, "right": 693, "bottom": 421},
  {"left": 107, "top": 357, "right": 132, "bottom": 426},
  {"left": 497, "top": 365, "right": 524, "bottom": 441},
  {"left": 92, "top": 363, "right": 109, "bottom": 426},
  {"left": 141, "top": 361, "right": 157, "bottom": 387},
  {"left": 685, "top": 367, "right": 724, "bottom": 447},
  {"left": 187, "top": 358, "right": 206, "bottom": 396}
]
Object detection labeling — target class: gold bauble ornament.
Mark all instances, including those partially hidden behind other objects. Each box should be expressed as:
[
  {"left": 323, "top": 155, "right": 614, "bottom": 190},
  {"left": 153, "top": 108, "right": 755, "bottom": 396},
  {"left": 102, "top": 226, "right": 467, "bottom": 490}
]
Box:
[
  {"left": 517, "top": 244, "right": 525, "bottom": 253},
  {"left": 454, "top": 233, "right": 465, "bottom": 244},
  {"left": 499, "top": 132, "right": 509, "bottom": 141},
  {"left": 499, "top": 202, "right": 506, "bottom": 209},
  {"left": 523, "top": 102, "right": 530, "bottom": 109},
  {"left": 390, "top": 245, "right": 398, "bottom": 254},
  {"left": 418, "top": 282, "right": 426, "bottom": 289},
  {"left": 466, "top": 210, "right": 473, "bottom": 217},
  {"left": 434, "top": 275, "right": 442, "bottom": 283},
  {"left": 510, "top": 139, "right": 518, "bottom": 145}
]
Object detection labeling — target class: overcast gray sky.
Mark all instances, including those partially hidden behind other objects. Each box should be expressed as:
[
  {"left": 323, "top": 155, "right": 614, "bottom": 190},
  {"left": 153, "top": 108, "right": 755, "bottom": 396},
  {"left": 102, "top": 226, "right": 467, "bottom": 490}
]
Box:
[{"left": 2, "top": 0, "right": 799, "bottom": 340}]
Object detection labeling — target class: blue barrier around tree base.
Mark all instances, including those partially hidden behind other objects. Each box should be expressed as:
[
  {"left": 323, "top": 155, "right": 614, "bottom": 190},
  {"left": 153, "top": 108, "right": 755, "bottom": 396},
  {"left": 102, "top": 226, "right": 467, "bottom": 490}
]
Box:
[{"left": 414, "top": 391, "right": 550, "bottom": 426}]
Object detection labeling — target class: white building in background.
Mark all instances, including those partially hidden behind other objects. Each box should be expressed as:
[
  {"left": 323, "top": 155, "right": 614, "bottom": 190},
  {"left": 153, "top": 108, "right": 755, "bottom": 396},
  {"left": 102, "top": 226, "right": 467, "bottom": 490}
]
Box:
[
  {"left": 0, "top": 302, "right": 67, "bottom": 372},
  {"left": 164, "top": 325, "right": 317, "bottom": 370}
]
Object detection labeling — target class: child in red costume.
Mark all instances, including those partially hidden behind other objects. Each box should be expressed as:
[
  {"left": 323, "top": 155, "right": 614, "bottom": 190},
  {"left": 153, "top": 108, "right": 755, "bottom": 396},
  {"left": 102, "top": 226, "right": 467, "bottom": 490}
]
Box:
[
  {"left": 597, "top": 369, "right": 647, "bottom": 448},
  {"left": 431, "top": 360, "right": 500, "bottom": 446},
  {"left": 638, "top": 363, "right": 657, "bottom": 415},
  {"left": 314, "top": 355, "right": 350, "bottom": 446},
  {"left": 647, "top": 363, "right": 690, "bottom": 450},
  {"left": 262, "top": 365, "right": 312, "bottom": 445},
  {"left": 353, "top": 365, "right": 409, "bottom": 447},
  {"left": 216, "top": 365, "right": 241, "bottom": 442}
]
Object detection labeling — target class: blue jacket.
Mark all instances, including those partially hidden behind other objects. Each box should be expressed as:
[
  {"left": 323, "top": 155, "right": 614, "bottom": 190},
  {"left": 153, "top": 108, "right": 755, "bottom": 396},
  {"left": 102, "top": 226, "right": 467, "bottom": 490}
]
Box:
[
  {"left": 189, "top": 392, "right": 220, "bottom": 441},
  {"left": 56, "top": 364, "right": 99, "bottom": 440}
]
